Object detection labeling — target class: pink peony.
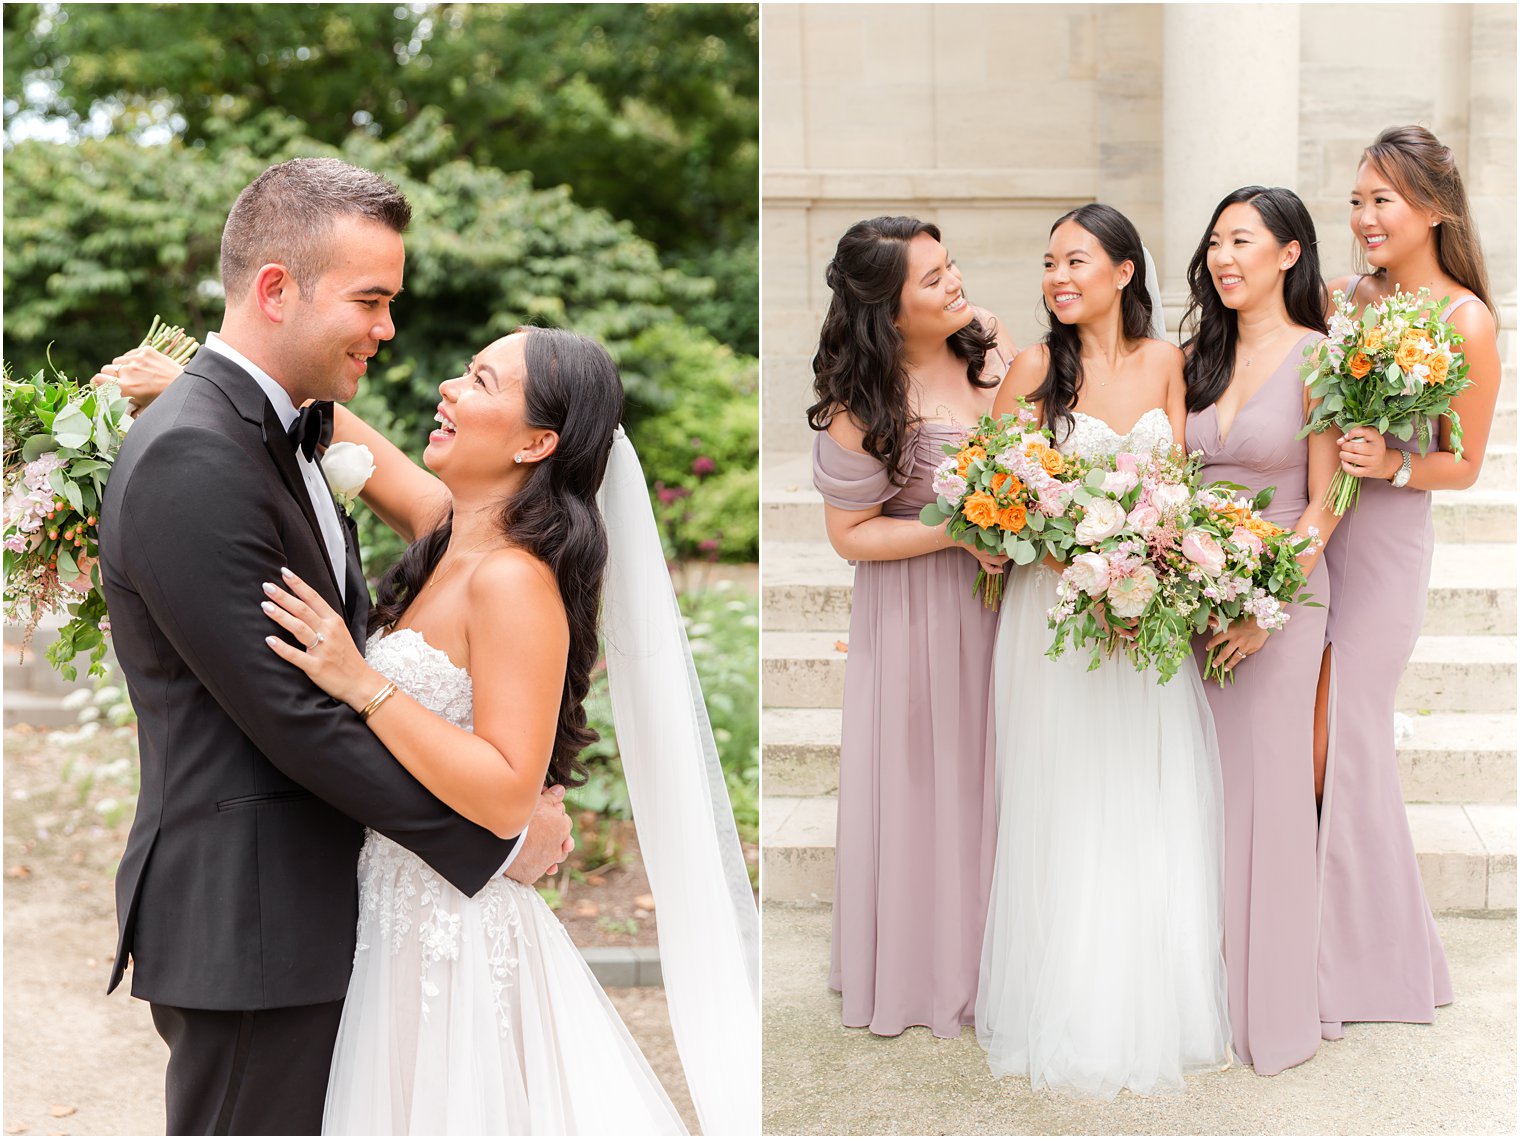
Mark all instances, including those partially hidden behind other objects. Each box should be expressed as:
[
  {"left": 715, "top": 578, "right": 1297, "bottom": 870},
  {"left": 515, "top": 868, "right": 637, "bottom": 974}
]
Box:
[
  {"left": 1229, "top": 525, "right": 1264, "bottom": 556},
  {"left": 1127, "top": 503, "right": 1161, "bottom": 535},
  {"left": 1180, "top": 528, "right": 1226, "bottom": 576},
  {"left": 1114, "top": 451, "right": 1142, "bottom": 475},
  {"left": 1101, "top": 469, "right": 1139, "bottom": 496},
  {"left": 1066, "top": 552, "right": 1112, "bottom": 597},
  {"left": 1109, "top": 564, "right": 1158, "bottom": 618}
]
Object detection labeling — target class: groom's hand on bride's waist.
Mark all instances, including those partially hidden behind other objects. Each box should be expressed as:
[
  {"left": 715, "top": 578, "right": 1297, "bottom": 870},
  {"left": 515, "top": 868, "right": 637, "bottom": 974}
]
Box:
[{"left": 504, "top": 784, "right": 576, "bottom": 884}]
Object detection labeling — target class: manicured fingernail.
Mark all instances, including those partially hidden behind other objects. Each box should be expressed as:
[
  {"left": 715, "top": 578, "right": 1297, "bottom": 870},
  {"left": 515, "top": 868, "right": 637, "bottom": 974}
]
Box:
[
  {"left": 265, "top": 636, "right": 279, "bottom": 647},
  {"left": 280, "top": 566, "right": 294, "bottom": 579},
  {"left": 262, "top": 582, "right": 277, "bottom": 596},
  {"left": 261, "top": 601, "right": 276, "bottom": 614}
]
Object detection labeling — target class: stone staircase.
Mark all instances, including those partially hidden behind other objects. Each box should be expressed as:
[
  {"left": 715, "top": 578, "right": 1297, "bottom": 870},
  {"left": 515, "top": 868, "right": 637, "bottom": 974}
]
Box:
[
  {"left": 761, "top": 404, "right": 1518, "bottom": 915},
  {"left": 3, "top": 615, "right": 92, "bottom": 729}
]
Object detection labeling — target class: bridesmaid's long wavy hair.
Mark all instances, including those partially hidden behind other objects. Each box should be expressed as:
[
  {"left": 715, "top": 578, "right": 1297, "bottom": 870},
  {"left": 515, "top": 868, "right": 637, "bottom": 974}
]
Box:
[
  {"left": 807, "top": 216, "right": 998, "bottom": 484},
  {"left": 371, "top": 327, "right": 624, "bottom": 790},
  {"left": 1357, "top": 125, "right": 1495, "bottom": 319},
  {"left": 1033, "top": 203, "right": 1154, "bottom": 440},
  {"left": 1181, "top": 187, "right": 1329, "bottom": 412}
]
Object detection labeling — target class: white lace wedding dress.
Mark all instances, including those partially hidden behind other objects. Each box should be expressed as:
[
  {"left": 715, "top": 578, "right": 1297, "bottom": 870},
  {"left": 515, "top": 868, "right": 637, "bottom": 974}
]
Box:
[
  {"left": 976, "top": 407, "right": 1232, "bottom": 1097},
  {"left": 322, "top": 628, "right": 686, "bottom": 1135}
]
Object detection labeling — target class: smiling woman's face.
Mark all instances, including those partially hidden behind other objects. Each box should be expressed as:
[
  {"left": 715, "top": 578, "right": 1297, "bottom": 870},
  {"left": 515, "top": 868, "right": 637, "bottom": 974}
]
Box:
[
  {"left": 896, "top": 232, "right": 974, "bottom": 342},
  {"left": 425, "top": 332, "right": 549, "bottom": 489},
  {"left": 1042, "top": 220, "right": 1131, "bottom": 327}
]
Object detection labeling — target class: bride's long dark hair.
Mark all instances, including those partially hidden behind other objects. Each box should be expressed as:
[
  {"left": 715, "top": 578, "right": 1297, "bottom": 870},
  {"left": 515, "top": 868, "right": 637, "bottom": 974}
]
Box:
[
  {"left": 1032, "top": 203, "right": 1154, "bottom": 440},
  {"left": 371, "top": 327, "right": 624, "bottom": 790}
]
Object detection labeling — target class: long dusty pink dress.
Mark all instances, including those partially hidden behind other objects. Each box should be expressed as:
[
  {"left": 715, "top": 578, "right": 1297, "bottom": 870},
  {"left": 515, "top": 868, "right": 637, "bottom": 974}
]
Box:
[
  {"left": 1186, "top": 332, "right": 1326, "bottom": 1075},
  {"left": 1316, "top": 284, "right": 1475, "bottom": 1030},
  {"left": 812, "top": 422, "right": 999, "bottom": 1038}
]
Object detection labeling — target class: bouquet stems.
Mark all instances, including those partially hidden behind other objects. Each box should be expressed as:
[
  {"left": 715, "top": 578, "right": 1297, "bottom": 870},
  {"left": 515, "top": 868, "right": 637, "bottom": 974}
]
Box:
[
  {"left": 1322, "top": 468, "right": 1362, "bottom": 516},
  {"left": 972, "top": 568, "right": 1004, "bottom": 609}
]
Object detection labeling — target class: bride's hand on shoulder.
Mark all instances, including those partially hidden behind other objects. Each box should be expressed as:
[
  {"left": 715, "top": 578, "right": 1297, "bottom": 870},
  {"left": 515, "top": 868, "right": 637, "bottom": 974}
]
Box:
[
  {"left": 260, "top": 567, "right": 385, "bottom": 709},
  {"left": 92, "top": 345, "right": 183, "bottom": 413}
]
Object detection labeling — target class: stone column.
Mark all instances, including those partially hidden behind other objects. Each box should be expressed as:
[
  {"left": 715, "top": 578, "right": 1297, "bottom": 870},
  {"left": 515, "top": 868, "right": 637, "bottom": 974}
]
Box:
[{"left": 1161, "top": 4, "right": 1302, "bottom": 318}]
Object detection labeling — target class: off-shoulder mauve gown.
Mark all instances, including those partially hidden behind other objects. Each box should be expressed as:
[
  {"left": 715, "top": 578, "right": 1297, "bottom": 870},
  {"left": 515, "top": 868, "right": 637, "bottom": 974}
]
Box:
[
  {"left": 812, "top": 422, "right": 999, "bottom": 1038},
  {"left": 1316, "top": 285, "right": 1477, "bottom": 1031},
  {"left": 1186, "top": 332, "right": 1326, "bottom": 1075}
]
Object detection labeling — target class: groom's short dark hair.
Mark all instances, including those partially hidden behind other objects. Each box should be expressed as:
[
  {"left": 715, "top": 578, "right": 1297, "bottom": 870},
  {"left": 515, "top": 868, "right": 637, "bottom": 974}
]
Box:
[{"left": 220, "top": 157, "right": 411, "bottom": 302}]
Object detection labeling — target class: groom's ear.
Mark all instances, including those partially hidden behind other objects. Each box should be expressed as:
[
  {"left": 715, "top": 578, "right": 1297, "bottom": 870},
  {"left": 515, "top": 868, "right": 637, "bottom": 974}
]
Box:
[{"left": 252, "top": 263, "right": 298, "bottom": 324}]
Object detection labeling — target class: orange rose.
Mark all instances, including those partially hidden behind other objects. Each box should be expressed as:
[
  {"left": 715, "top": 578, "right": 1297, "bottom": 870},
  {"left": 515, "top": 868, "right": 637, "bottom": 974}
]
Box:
[
  {"left": 1364, "top": 327, "right": 1385, "bottom": 352},
  {"left": 996, "top": 502, "right": 1028, "bottom": 532},
  {"left": 990, "top": 472, "right": 1025, "bottom": 498},
  {"left": 956, "top": 445, "right": 987, "bottom": 478},
  {"left": 1037, "top": 446, "right": 1065, "bottom": 476},
  {"left": 1244, "top": 515, "right": 1282, "bottom": 539},
  {"left": 1346, "top": 352, "right": 1373, "bottom": 379},
  {"left": 1395, "top": 334, "right": 1426, "bottom": 372},
  {"left": 963, "top": 491, "right": 999, "bottom": 529},
  {"left": 1426, "top": 354, "right": 1450, "bottom": 385}
]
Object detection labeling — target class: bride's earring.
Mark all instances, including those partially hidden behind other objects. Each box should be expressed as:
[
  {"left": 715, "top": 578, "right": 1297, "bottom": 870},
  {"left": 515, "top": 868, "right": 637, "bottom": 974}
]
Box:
[{"left": 513, "top": 454, "right": 523, "bottom": 464}]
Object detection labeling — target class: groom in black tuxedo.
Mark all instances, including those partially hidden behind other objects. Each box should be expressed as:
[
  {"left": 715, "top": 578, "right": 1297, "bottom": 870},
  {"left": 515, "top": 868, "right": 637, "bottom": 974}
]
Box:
[{"left": 98, "top": 158, "right": 573, "bottom": 1135}]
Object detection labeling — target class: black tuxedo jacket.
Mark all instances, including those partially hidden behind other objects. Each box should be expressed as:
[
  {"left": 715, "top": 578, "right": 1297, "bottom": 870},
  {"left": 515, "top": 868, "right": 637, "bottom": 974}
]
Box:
[{"left": 99, "top": 349, "right": 517, "bottom": 1010}]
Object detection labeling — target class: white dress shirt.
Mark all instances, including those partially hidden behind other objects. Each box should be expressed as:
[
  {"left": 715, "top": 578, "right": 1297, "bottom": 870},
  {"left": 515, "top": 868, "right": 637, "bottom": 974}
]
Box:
[
  {"left": 199, "top": 333, "right": 526, "bottom": 872},
  {"left": 202, "top": 333, "right": 347, "bottom": 602}
]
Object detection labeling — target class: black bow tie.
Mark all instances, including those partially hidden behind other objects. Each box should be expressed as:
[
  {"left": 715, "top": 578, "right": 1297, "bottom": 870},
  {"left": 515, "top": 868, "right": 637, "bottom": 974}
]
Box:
[{"left": 288, "top": 401, "right": 334, "bottom": 461}]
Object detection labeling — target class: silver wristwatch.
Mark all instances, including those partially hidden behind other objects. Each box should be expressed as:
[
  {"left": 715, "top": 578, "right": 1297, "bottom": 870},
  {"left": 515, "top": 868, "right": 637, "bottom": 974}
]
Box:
[{"left": 1390, "top": 450, "right": 1413, "bottom": 488}]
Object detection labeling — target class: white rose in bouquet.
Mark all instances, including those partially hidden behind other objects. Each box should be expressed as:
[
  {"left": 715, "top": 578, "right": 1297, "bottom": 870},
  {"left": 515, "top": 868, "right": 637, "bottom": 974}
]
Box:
[
  {"left": 321, "top": 441, "right": 376, "bottom": 513},
  {"left": 1108, "top": 564, "right": 1158, "bottom": 619},
  {"left": 1074, "top": 496, "right": 1126, "bottom": 545},
  {"left": 1065, "top": 552, "right": 1112, "bottom": 598}
]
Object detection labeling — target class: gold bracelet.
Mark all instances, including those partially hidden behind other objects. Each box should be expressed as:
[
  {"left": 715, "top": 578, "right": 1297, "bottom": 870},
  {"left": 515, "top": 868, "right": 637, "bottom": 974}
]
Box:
[{"left": 359, "top": 680, "right": 398, "bottom": 722}]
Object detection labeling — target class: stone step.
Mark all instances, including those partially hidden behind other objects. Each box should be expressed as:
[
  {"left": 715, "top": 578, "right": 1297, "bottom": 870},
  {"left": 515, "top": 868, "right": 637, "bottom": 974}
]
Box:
[
  {"left": 761, "top": 540, "right": 1517, "bottom": 637},
  {"left": 764, "top": 630, "right": 1516, "bottom": 714},
  {"left": 3, "top": 690, "right": 78, "bottom": 730},
  {"left": 764, "top": 451, "right": 1519, "bottom": 544},
  {"left": 1398, "top": 635, "right": 1517, "bottom": 713},
  {"left": 1477, "top": 444, "right": 1516, "bottom": 491},
  {"left": 1433, "top": 489, "right": 1516, "bottom": 543},
  {"left": 762, "top": 706, "right": 1517, "bottom": 805},
  {"left": 761, "top": 796, "right": 1515, "bottom": 914}
]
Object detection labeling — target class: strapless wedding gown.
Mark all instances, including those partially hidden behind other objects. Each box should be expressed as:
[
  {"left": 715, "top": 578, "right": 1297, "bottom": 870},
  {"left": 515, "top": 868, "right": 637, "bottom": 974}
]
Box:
[
  {"left": 322, "top": 628, "right": 686, "bottom": 1135},
  {"left": 975, "top": 408, "right": 1232, "bottom": 1097}
]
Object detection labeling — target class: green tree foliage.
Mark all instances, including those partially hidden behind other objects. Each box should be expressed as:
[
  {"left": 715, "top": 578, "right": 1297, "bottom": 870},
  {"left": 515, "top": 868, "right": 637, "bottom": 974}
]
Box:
[
  {"left": 4, "top": 2, "right": 758, "bottom": 352},
  {"left": 5, "top": 113, "right": 757, "bottom": 561}
]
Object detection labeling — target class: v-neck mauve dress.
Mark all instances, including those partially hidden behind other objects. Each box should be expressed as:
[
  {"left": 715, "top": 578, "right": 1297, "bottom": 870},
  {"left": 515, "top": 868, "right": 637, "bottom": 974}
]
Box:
[
  {"left": 1186, "top": 332, "right": 1326, "bottom": 1076},
  {"left": 1316, "top": 286, "right": 1473, "bottom": 1031},
  {"left": 812, "top": 421, "right": 1000, "bottom": 1038}
]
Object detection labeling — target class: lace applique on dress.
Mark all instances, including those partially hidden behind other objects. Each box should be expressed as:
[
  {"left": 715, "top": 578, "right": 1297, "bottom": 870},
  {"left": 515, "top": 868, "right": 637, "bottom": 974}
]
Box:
[
  {"left": 1057, "top": 406, "right": 1173, "bottom": 462},
  {"left": 352, "top": 628, "right": 538, "bottom": 1033}
]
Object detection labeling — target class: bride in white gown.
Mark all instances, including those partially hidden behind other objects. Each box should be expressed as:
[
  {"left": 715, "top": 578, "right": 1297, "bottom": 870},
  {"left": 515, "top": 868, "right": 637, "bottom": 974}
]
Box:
[
  {"left": 976, "top": 205, "right": 1231, "bottom": 1097},
  {"left": 258, "top": 327, "right": 759, "bottom": 1134}
]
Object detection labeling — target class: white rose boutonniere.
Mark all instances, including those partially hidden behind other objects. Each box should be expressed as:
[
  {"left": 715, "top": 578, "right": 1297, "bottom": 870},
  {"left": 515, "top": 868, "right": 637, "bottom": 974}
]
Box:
[{"left": 321, "top": 441, "right": 376, "bottom": 514}]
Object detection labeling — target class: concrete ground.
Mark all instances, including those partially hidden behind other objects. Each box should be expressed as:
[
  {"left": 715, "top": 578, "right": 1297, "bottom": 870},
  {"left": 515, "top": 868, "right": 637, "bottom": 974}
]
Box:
[{"left": 762, "top": 906, "right": 1516, "bottom": 1136}]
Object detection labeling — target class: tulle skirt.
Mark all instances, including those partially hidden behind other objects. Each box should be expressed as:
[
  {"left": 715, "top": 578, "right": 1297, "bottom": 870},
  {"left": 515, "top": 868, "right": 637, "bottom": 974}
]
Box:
[
  {"left": 976, "top": 565, "right": 1232, "bottom": 1097},
  {"left": 323, "top": 832, "right": 686, "bottom": 1135}
]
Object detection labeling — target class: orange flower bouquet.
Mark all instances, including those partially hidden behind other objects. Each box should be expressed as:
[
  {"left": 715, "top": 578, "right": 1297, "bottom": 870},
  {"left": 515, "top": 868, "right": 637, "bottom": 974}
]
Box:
[
  {"left": 1299, "top": 287, "right": 1472, "bottom": 514},
  {"left": 919, "top": 401, "right": 1093, "bottom": 607}
]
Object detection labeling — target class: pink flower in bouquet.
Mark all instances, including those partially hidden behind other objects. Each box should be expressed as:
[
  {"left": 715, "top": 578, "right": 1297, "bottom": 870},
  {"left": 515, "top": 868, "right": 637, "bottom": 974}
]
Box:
[
  {"left": 1109, "top": 564, "right": 1159, "bottom": 618},
  {"left": 1149, "top": 482, "right": 1191, "bottom": 514},
  {"left": 1015, "top": 404, "right": 1039, "bottom": 427},
  {"left": 1066, "top": 552, "right": 1112, "bottom": 597},
  {"left": 1114, "top": 451, "right": 1142, "bottom": 475},
  {"left": 931, "top": 458, "right": 968, "bottom": 502},
  {"left": 1101, "top": 468, "right": 1139, "bottom": 496},
  {"left": 1181, "top": 528, "right": 1226, "bottom": 576},
  {"left": 1074, "top": 497, "right": 1126, "bottom": 544},
  {"left": 1127, "top": 502, "right": 1161, "bottom": 535},
  {"left": 1229, "top": 525, "right": 1264, "bottom": 556}
]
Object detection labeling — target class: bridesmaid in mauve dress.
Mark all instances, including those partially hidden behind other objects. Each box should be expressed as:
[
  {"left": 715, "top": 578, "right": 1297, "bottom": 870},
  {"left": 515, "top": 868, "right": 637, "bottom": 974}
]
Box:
[
  {"left": 1316, "top": 127, "right": 1501, "bottom": 1034},
  {"left": 1181, "top": 187, "right": 1339, "bottom": 1075},
  {"left": 806, "top": 217, "right": 1014, "bottom": 1037}
]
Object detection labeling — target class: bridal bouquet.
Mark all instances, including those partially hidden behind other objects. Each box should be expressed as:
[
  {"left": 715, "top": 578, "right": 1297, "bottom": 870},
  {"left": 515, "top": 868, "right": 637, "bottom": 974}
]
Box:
[
  {"left": 3, "top": 317, "right": 199, "bottom": 678},
  {"left": 1046, "top": 446, "right": 1317, "bottom": 684},
  {"left": 919, "top": 401, "right": 1093, "bottom": 607},
  {"left": 1298, "top": 287, "right": 1472, "bottom": 514}
]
